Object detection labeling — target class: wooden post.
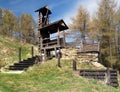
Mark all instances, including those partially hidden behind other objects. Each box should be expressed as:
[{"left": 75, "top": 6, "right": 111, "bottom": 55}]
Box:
[
  {"left": 63, "top": 31, "right": 66, "bottom": 47},
  {"left": 19, "top": 47, "right": 21, "bottom": 61},
  {"left": 44, "top": 49, "right": 47, "bottom": 61},
  {"left": 73, "top": 60, "right": 77, "bottom": 71},
  {"left": 39, "top": 12, "right": 43, "bottom": 28},
  {"left": 31, "top": 46, "right": 34, "bottom": 57},
  {"left": 38, "top": 12, "right": 42, "bottom": 56},
  {"left": 106, "top": 68, "right": 111, "bottom": 86},
  {"left": 54, "top": 47, "right": 57, "bottom": 58},
  {"left": 58, "top": 49, "right": 61, "bottom": 67},
  {"left": 57, "top": 27, "right": 60, "bottom": 46}
]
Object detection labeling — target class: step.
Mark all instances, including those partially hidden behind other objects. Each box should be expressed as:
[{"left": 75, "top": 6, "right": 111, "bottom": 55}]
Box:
[
  {"left": 110, "top": 79, "right": 118, "bottom": 83},
  {"left": 80, "top": 70, "right": 106, "bottom": 73},
  {"left": 110, "top": 83, "right": 119, "bottom": 87},
  {"left": 19, "top": 61, "right": 35, "bottom": 64},
  {"left": 9, "top": 67, "right": 27, "bottom": 70},
  {"left": 22, "top": 59, "right": 34, "bottom": 62},
  {"left": 83, "top": 76, "right": 105, "bottom": 80},
  {"left": 14, "top": 63, "right": 34, "bottom": 66},
  {"left": 10, "top": 65, "right": 29, "bottom": 68},
  {"left": 27, "top": 57, "right": 36, "bottom": 61},
  {"left": 80, "top": 72, "right": 106, "bottom": 76},
  {"left": 12, "top": 65, "right": 32, "bottom": 67}
]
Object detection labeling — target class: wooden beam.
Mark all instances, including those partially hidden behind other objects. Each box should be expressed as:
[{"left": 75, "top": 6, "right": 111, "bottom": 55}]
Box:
[
  {"left": 63, "top": 31, "right": 66, "bottom": 47},
  {"left": 57, "top": 27, "right": 60, "bottom": 46},
  {"left": 44, "top": 49, "right": 47, "bottom": 61},
  {"left": 18, "top": 47, "right": 21, "bottom": 61},
  {"left": 39, "top": 12, "right": 43, "bottom": 28},
  {"left": 106, "top": 68, "right": 111, "bottom": 86},
  {"left": 73, "top": 60, "right": 77, "bottom": 71},
  {"left": 57, "top": 49, "right": 61, "bottom": 67},
  {"left": 31, "top": 46, "right": 34, "bottom": 57},
  {"left": 54, "top": 47, "right": 57, "bottom": 58}
]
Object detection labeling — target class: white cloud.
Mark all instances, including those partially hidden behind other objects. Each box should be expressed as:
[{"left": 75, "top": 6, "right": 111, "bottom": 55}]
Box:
[
  {"left": 61, "top": 0, "right": 99, "bottom": 25},
  {"left": 63, "top": 0, "right": 120, "bottom": 25},
  {"left": 10, "top": 0, "right": 23, "bottom": 5}
]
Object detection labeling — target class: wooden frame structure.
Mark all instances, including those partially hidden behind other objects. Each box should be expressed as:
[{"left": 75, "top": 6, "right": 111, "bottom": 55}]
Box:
[{"left": 35, "top": 6, "right": 69, "bottom": 60}]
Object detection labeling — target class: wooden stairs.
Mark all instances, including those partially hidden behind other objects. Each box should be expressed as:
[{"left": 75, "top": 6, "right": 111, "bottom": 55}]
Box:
[
  {"left": 9, "top": 56, "right": 38, "bottom": 71},
  {"left": 79, "top": 69, "right": 119, "bottom": 87}
]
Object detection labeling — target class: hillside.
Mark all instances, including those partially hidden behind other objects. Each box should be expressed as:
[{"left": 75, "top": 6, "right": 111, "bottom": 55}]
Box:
[
  {"left": 0, "top": 59, "right": 120, "bottom": 92},
  {"left": 0, "top": 35, "right": 120, "bottom": 92},
  {"left": 0, "top": 35, "right": 38, "bottom": 68}
]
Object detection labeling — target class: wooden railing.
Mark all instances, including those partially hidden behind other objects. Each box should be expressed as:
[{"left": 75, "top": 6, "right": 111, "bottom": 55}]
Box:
[
  {"left": 39, "top": 37, "right": 65, "bottom": 48},
  {"left": 80, "top": 42, "right": 100, "bottom": 52}
]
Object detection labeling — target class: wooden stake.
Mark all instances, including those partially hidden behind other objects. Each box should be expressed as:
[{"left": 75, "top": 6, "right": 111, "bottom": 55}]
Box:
[
  {"left": 19, "top": 47, "right": 21, "bottom": 61},
  {"left": 31, "top": 46, "right": 34, "bottom": 57},
  {"left": 58, "top": 49, "right": 61, "bottom": 67},
  {"left": 73, "top": 60, "right": 77, "bottom": 71}
]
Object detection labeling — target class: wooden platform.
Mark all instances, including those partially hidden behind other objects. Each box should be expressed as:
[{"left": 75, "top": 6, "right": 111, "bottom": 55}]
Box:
[{"left": 80, "top": 43, "right": 100, "bottom": 53}]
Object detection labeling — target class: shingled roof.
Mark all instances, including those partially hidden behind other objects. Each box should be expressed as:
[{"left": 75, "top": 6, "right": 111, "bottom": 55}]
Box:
[
  {"left": 39, "top": 19, "right": 69, "bottom": 34},
  {"left": 35, "top": 5, "right": 52, "bottom": 16}
]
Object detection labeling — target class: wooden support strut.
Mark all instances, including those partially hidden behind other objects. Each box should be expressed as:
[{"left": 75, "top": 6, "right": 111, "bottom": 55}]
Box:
[
  {"left": 106, "top": 68, "right": 111, "bottom": 86},
  {"left": 57, "top": 49, "right": 61, "bottom": 67},
  {"left": 19, "top": 47, "right": 21, "bottom": 61},
  {"left": 63, "top": 31, "right": 66, "bottom": 47},
  {"left": 39, "top": 12, "right": 43, "bottom": 28},
  {"left": 31, "top": 46, "right": 34, "bottom": 57},
  {"left": 54, "top": 47, "right": 57, "bottom": 58},
  {"left": 57, "top": 27, "right": 60, "bottom": 46},
  {"left": 73, "top": 60, "right": 77, "bottom": 71},
  {"left": 44, "top": 49, "right": 47, "bottom": 61}
]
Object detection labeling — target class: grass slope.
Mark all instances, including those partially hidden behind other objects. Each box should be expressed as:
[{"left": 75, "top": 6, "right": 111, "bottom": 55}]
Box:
[
  {"left": 0, "top": 35, "right": 37, "bottom": 68},
  {"left": 0, "top": 59, "right": 120, "bottom": 92}
]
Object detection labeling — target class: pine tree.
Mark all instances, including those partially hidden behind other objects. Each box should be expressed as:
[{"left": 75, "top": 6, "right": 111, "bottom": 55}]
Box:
[
  {"left": 115, "top": 7, "right": 120, "bottom": 56},
  {"left": 96, "top": 0, "right": 117, "bottom": 67},
  {"left": 0, "top": 8, "right": 3, "bottom": 33},
  {"left": 70, "top": 5, "right": 89, "bottom": 43},
  {"left": 2, "top": 9, "right": 18, "bottom": 37},
  {"left": 20, "top": 14, "right": 36, "bottom": 43}
]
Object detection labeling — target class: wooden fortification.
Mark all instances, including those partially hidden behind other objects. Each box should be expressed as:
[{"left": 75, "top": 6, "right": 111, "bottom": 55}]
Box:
[{"left": 35, "top": 6, "right": 68, "bottom": 61}]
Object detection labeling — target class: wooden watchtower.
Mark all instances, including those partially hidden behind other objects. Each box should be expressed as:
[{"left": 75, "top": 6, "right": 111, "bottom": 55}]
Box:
[{"left": 35, "top": 6, "right": 69, "bottom": 60}]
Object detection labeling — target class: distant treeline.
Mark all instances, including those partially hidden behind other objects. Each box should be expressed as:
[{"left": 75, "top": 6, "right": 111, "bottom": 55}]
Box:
[{"left": 0, "top": 8, "right": 37, "bottom": 44}]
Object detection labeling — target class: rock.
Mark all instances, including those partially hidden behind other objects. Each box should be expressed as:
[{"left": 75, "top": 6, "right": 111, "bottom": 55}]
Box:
[{"left": 91, "top": 62, "right": 105, "bottom": 68}]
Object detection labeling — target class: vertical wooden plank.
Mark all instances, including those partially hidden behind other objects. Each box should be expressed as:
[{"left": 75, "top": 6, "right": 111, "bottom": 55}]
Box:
[
  {"left": 46, "top": 10, "right": 49, "bottom": 25},
  {"left": 31, "top": 46, "right": 34, "bottom": 57},
  {"left": 63, "top": 31, "right": 66, "bottom": 47},
  {"left": 19, "top": 47, "right": 21, "bottom": 61},
  {"left": 54, "top": 47, "right": 57, "bottom": 58},
  {"left": 38, "top": 12, "right": 42, "bottom": 56},
  {"left": 44, "top": 49, "right": 47, "bottom": 61},
  {"left": 73, "top": 60, "right": 77, "bottom": 71},
  {"left": 58, "top": 49, "right": 61, "bottom": 67},
  {"left": 57, "top": 27, "right": 60, "bottom": 46},
  {"left": 106, "top": 68, "right": 111, "bottom": 86},
  {"left": 39, "top": 12, "right": 43, "bottom": 28}
]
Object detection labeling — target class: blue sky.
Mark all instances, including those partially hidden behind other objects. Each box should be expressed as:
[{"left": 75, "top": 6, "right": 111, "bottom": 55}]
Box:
[
  {"left": 0, "top": 0, "right": 81, "bottom": 24},
  {"left": 0, "top": 0, "right": 120, "bottom": 24},
  {"left": 0, "top": 0, "right": 101, "bottom": 25}
]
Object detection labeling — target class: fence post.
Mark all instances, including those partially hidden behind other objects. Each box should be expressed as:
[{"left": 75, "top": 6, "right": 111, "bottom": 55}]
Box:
[
  {"left": 73, "top": 60, "right": 77, "bottom": 71},
  {"left": 106, "top": 68, "right": 110, "bottom": 86},
  {"left": 31, "top": 46, "right": 34, "bottom": 57},
  {"left": 19, "top": 47, "right": 21, "bottom": 61},
  {"left": 58, "top": 50, "right": 61, "bottom": 67}
]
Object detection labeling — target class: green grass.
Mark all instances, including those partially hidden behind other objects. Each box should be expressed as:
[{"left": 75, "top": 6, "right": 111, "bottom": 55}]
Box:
[
  {"left": 0, "top": 35, "right": 38, "bottom": 67},
  {"left": 0, "top": 59, "right": 120, "bottom": 92}
]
